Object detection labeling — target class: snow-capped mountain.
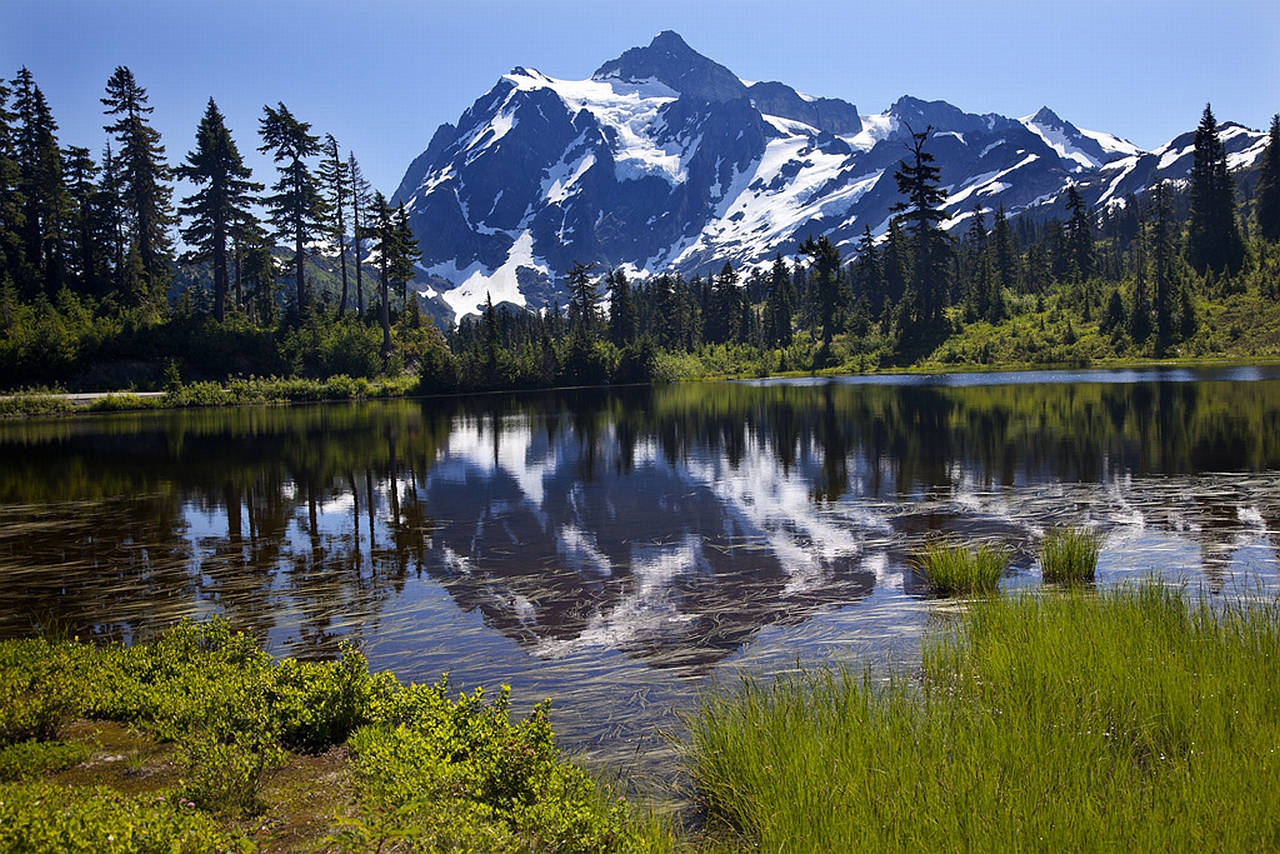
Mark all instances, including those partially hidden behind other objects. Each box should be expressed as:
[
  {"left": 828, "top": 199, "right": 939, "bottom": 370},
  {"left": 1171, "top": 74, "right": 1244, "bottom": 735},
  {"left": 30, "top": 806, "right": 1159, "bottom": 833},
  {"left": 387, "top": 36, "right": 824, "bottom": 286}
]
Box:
[{"left": 393, "top": 31, "right": 1267, "bottom": 322}]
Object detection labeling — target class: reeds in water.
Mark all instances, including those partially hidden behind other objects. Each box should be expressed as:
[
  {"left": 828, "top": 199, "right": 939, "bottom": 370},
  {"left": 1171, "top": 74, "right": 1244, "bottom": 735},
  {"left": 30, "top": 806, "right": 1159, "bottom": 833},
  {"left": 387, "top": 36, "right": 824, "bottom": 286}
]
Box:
[
  {"left": 914, "top": 539, "right": 1008, "bottom": 594},
  {"left": 1040, "top": 525, "right": 1101, "bottom": 585}
]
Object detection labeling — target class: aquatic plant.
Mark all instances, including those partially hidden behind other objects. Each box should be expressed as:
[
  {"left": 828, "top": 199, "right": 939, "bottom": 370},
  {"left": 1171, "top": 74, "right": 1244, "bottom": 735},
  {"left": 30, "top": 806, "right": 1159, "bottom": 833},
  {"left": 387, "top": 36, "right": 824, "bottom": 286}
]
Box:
[
  {"left": 914, "top": 539, "right": 1008, "bottom": 594},
  {"left": 1040, "top": 525, "right": 1102, "bottom": 585}
]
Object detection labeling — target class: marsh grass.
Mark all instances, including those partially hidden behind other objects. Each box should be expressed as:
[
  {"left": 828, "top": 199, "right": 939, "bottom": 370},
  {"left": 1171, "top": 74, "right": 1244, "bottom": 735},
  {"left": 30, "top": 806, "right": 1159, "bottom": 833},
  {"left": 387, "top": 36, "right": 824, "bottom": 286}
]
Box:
[
  {"left": 1040, "top": 525, "right": 1102, "bottom": 585},
  {"left": 914, "top": 539, "right": 1008, "bottom": 594},
  {"left": 686, "top": 583, "right": 1280, "bottom": 852}
]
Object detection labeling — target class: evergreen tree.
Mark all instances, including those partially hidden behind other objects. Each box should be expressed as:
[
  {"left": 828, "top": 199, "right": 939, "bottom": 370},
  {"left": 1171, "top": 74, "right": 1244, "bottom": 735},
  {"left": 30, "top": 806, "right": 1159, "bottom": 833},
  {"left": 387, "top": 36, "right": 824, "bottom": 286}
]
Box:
[
  {"left": 102, "top": 66, "right": 175, "bottom": 312},
  {"left": 763, "top": 253, "right": 795, "bottom": 347},
  {"left": 1257, "top": 114, "right": 1280, "bottom": 243},
  {"left": 258, "top": 102, "right": 325, "bottom": 314},
  {"left": 962, "top": 205, "right": 995, "bottom": 322},
  {"left": 707, "top": 261, "right": 744, "bottom": 345},
  {"left": 13, "top": 68, "right": 69, "bottom": 297},
  {"left": 0, "top": 80, "right": 26, "bottom": 290},
  {"left": 566, "top": 260, "right": 600, "bottom": 337},
  {"left": 607, "top": 268, "right": 637, "bottom": 347},
  {"left": 176, "top": 98, "right": 261, "bottom": 322},
  {"left": 62, "top": 145, "right": 107, "bottom": 296},
  {"left": 1063, "top": 184, "right": 1094, "bottom": 282},
  {"left": 366, "top": 193, "right": 420, "bottom": 362},
  {"left": 990, "top": 203, "right": 1019, "bottom": 297},
  {"left": 798, "top": 235, "right": 842, "bottom": 346},
  {"left": 891, "top": 126, "right": 951, "bottom": 335},
  {"left": 1150, "top": 181, "right": 1186, "bottom": 354},
  {"left": 1186, "top": 104, "right": 1244, "bottom": 276},
  {"left": 348, "top": 152, "right": 371, "bottom": 317},
  {"left": 319, "top": 134, "right": 352, "bottom": 316}
]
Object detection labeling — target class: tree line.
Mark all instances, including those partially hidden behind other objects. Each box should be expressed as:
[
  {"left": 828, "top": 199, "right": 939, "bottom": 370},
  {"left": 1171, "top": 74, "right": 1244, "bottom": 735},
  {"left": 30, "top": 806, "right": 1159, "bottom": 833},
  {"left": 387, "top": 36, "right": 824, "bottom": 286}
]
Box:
[
  {"left": 0, "top": 65, "right": 427, "bottom": 387},
  {"left": 2, "top": 66, "right": 1279, "bottom": 393}
]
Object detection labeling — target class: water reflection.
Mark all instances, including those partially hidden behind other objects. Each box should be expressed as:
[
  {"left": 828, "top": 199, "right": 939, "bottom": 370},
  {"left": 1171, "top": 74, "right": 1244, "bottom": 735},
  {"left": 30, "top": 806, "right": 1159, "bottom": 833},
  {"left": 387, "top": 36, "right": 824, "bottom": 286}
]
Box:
[{"left": 3, "top": 368, "right": 1280, "bottom": 766}]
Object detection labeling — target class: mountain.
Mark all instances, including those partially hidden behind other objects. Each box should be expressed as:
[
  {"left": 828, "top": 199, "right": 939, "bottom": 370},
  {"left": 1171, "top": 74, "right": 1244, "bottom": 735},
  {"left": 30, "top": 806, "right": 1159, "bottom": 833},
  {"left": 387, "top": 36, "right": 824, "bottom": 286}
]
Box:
[{"left": 393, "top": 31, "right": 1268, "bottom": 323}]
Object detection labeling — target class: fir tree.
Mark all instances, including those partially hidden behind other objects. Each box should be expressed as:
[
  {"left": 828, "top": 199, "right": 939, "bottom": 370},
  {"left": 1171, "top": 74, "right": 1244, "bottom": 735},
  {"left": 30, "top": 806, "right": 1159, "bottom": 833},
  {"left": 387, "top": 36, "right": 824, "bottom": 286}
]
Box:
[
  {"left": 566, "top": 260, "right": 600, "bottom": 337},
  {"left": 891, "top": 126, "right": 951, "bottom": 336},
  {"left": 0, "top": 79, "right": 25, "bottom": 290},
  {"left": 1257, "top": 114, "right": 1280, "bottom": 243},
  {"left": 13, "top": 68, "right": 69, "bottom": 297},
  {"left": 102, "top": 66, "right": 175, "bottom": 312},
  {"left": 798, "top": 235, "right": 842, "bottom": 347},
  {"left": 1063, "top": 184, "right": 1094, "bottom": 282},
  {"left": 348, "top": 152, "right": 371, "bottom": 317},
  {"left": 1186, "top": 104, "right": 1244, "bottom": 276},
  {"left": 176, "top": 98, "right": 261, "bottom": 321},
  {"left": 258, "top": 102, "right": 325, "bottom": 314},
  {"left": 318, "top": 134, "right": 352, "bottom": 316},
  {"left": 607, "top": 268, "right": 637, "bottom": 347},
  {"left": 763, "top": 253, "right": 795, "bottom": 347},
  {"left": 62, "top": 145, "right": 107, "bottom": 296}
]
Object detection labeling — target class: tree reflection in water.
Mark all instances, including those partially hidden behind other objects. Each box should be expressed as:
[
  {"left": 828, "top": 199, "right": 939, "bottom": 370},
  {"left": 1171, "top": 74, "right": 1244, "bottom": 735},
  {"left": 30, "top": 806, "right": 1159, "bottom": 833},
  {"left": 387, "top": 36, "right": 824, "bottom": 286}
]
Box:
[{"left": 3, "top": 369, "right": 1280, "bottom": 731}]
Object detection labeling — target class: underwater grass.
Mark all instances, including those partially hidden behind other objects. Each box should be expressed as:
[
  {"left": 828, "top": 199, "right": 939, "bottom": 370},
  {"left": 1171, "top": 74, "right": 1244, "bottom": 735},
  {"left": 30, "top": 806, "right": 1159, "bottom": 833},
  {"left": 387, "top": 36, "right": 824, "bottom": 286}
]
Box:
[
  {"left": 1040, "top": 525, "right": 1102, "bottom": 585},
  {"left": 686, "top": 582, "right": 1280, "bottom": 852},
  {"left": 914, "top": 539, "right": 1008, "bottom": 594}
]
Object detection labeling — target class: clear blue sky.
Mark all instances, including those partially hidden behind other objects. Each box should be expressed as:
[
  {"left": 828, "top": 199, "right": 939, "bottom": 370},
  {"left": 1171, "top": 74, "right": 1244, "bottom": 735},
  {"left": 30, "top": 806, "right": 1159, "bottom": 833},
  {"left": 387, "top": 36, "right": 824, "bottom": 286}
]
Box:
[{"left": 4, "top": 0, "right": 1278, "bottom": 198}]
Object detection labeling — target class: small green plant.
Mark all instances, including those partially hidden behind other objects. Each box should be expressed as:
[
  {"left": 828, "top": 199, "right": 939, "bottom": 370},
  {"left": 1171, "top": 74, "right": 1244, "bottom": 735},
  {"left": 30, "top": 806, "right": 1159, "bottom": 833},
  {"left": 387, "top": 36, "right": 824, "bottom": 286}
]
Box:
[
  {"left": 914, "top": 539, "right": 1008, "bottom": 594},
  {"left": 1040, "top": 526, "right": 1102, "bottom": 585},
  {"left": 0, "top": 740, "right": 91, "bottom": 782}
]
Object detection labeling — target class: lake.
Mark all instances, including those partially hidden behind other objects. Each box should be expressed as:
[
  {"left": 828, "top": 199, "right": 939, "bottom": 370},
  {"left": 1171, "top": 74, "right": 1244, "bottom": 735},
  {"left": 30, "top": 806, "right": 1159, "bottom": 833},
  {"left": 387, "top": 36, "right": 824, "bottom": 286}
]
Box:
[{"left": 3, "top": 365, "right": 1280, "bottom": 789}]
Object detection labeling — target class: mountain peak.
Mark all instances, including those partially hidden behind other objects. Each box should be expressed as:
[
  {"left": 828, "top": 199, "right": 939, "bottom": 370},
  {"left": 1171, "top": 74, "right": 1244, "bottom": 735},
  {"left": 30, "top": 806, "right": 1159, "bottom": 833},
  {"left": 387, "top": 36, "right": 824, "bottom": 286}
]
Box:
[
  {"left": 593, "top": 31, "right": 748, "bottom": 103},
  {"left": 1030, "top": 106, "right": 1066, "bottom": 128}
]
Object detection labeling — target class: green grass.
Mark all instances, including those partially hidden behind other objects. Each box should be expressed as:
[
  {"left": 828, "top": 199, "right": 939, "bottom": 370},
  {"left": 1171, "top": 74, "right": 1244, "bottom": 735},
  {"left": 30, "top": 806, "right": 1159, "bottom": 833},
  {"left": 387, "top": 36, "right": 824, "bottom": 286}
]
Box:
[
  {"left": 1040, "top": 525, "right": 1102, "bottom": 585},
  {"left": 913, "top": 539, "right": 1009, "bottom": 594},
  {"left": 685, "top": 582, "right": 1280, "bottom": 852}
]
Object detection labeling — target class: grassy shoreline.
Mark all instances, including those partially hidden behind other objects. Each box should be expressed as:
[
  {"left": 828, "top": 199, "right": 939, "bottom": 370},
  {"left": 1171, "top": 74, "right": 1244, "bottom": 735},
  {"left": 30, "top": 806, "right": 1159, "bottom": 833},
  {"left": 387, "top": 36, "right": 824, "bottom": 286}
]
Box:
[{"left": 5, "top": 582, "right": 1279, "bottom": 851}]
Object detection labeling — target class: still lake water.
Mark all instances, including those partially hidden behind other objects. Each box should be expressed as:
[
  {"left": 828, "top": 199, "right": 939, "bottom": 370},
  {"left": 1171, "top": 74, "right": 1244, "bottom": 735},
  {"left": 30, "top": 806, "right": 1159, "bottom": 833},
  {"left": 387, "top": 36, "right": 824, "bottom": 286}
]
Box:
[{"left": 4, "top": 365, "right": 1280, "bottom": 786}]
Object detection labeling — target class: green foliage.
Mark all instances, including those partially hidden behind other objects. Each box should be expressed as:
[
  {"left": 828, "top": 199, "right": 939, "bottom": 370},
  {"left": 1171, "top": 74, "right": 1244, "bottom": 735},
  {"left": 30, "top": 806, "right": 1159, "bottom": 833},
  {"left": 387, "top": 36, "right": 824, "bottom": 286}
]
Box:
[
  {"left": 0, "top": 740, "right": 91, "bottom": 782},
  {"left": 0, "top": 638, "right": 92, "bottom": 744},
  {"left": 1040, "top": 526, "right": 1102, "bottom": 585},
  {"left": 0, "top": 782, "right": 246, "bottom": 853},
  {"left": 688, "top": 584, "right": 1280, "bottom": 852},
  {"left": 913, "top": 539, "right": 1008, "bottom": 594}
]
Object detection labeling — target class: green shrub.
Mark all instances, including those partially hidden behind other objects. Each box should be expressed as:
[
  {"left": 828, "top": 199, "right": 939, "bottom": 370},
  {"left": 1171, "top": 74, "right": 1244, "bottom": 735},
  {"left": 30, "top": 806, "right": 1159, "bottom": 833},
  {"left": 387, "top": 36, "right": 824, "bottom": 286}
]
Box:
[
  {"left": 0, "top": 639, "right": 91, "bottom": 744},
  {"left": 0, "top": 740, "right": 91, "bottom": 781},
  {"left": 0, "top": 782, "right": 247, "bottom": 853},
  {"left": 914, "top": 539, "right": 1008, "bottom": 594},
  {"left": 1040, "top": 526, "right": 1102, "bottom": 585}
]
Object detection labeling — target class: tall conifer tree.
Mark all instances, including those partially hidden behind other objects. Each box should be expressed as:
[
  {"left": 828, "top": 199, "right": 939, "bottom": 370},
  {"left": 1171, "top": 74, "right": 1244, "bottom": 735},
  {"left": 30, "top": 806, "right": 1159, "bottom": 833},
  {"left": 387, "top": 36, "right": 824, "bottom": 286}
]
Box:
[
  {"left": 102, "top": 66, "right": 174, "bottom": 312},
  {"left": 177, "top": 98, "right": 261, "bottom": 321},
  {"left": 1186, "top": 104, "right": 1244, "bottom": 276},
  {"left": 1257, "top": 114, "right": 1280, "bottom": 243},
  {"left": 319, "top": 134, "right": 352, "bottom": 316},
  {"left": 891, "top": 126, "right": 951, "bottom": 335},
  {"left": 258, "top": 102, "right": 325, "bottom": 314}
]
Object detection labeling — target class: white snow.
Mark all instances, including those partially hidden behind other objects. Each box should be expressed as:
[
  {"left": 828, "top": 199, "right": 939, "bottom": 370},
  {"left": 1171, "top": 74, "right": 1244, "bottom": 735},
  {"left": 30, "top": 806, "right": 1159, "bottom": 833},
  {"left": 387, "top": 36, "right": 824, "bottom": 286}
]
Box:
[{"left": 426, "top": 231, "right": 547, "bottom": 319}]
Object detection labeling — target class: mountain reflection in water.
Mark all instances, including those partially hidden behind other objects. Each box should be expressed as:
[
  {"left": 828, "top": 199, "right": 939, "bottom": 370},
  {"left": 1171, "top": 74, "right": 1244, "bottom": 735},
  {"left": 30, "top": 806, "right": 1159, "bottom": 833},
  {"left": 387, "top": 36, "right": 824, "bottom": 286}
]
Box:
[{"left": 3, "top": 367, "right": 1280, "bottom": 770}]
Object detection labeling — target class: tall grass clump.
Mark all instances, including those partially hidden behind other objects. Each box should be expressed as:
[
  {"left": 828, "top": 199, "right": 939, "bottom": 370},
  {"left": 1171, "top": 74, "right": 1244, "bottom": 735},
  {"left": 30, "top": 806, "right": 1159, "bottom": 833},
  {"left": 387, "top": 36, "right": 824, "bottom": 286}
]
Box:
[
  {"left": 914, "top": 539, "right": 1008, "bottom": 594},
  {"left": 1040, "top": 525, "right": 1101, "bottom": 585},
  {"left": 686, "top": 582, "right": 1280, "bottom": 852}
]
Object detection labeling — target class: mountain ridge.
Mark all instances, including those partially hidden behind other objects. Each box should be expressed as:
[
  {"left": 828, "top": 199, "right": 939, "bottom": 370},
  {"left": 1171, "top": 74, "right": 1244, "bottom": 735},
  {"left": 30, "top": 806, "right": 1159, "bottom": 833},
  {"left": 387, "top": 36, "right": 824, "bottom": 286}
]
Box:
[{"left": 393, "top": 32, "right": 1267, "bottom": 323}]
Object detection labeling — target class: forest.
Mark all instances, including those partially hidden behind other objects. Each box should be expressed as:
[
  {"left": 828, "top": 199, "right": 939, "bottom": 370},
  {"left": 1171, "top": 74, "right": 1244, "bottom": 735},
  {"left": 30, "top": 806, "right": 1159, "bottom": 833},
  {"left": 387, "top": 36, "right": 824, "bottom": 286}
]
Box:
[{"left": 3, "top": 64, "right": 1280, "bottom": 396}]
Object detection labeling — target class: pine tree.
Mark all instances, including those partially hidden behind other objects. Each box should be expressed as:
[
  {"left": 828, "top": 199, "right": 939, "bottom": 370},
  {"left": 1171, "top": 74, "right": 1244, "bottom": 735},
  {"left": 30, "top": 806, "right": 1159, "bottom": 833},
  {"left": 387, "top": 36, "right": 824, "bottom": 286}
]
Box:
[
  {"left": 258, "top": 102, "right": 325, "bottom": 314},
  {"left": 177, "top": 98, "right": 261, "bottom": 322},
  {"left": 0, "top": 80, "right": 25, "bottom": 290},
  {"left": 990, "top": 203, "right": 1019, "bottom": 296},
  {"left": 1257, "top": 114, "right": 1280, "bottom": 243},
  {"left": 102, "top": 66, "right": 175, "bottom": 312},
  {"left": 13, "top": 68, "right": 69, "bottom": 297},
  {"left": 891, "top": 126, "right": 951, "bottom": 335},
  {"left": 763, "top": 253, "right": 795, "bottom": 347},
  {"left": 607, "top": 268, "right": 637, "bottom": 347},
  {"left": 1186, "top": 104, "right": 1244, "bottom": 276},
  {"left": 366, "top": 192, "right": 420, "bottom": 363},
  {"left": 566, "top": 260, "right": 600, "bottom": 337},
  {"left": 798, "top": 235, "right": 842, "bottom": 346},
  {"left": 1063, "top": 184, "right": 1094, "bottom": 282},
  {"left": 347, "top": 152, "right": 371, "bottom": 317},
  {"left": 62, "top": 145, "right": 106, "bottom": 296},
  {"left": 318, "top": 134, "right": 352, "bottom": 316}
]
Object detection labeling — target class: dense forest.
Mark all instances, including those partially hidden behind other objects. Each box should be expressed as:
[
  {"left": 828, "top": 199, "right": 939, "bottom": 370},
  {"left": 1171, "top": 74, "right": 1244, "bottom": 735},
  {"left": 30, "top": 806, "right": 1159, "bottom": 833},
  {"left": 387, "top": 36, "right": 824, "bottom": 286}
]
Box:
[{"left": 2, "top": 65, "right": 1280, "bottom": 396}]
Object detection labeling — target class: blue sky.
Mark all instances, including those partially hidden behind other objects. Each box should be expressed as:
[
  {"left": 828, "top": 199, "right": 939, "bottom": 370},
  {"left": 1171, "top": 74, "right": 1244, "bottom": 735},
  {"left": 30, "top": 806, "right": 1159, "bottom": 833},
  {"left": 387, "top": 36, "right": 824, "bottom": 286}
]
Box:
[{"left": 4, "top": 0, "right": 1277, "bottom": 197}]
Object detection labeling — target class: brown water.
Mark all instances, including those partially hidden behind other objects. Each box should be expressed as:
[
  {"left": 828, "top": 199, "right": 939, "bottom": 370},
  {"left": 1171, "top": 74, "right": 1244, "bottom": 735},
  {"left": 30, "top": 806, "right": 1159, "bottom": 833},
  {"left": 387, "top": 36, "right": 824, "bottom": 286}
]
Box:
[{"left": 3, "top": 366, "right": 1280, "bottom": 788}]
